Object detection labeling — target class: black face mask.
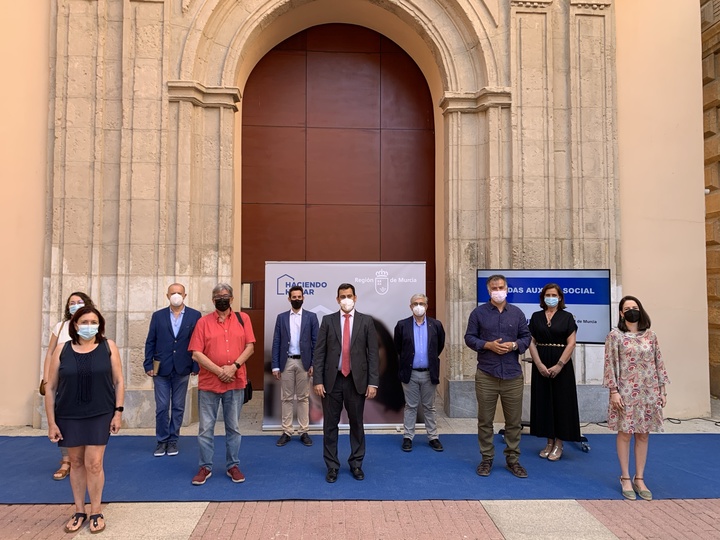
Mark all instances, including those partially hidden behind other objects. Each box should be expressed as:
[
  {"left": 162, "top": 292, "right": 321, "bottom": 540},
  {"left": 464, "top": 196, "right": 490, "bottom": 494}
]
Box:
[
  {"left": 290, "top": 300, "right": 303, "bottom": 310},
  {"left": 623, "top": 309, "right": 641, "bottom": 323},
  {"left": 214, "top": 298, "right": 231, "bottom": 312}
]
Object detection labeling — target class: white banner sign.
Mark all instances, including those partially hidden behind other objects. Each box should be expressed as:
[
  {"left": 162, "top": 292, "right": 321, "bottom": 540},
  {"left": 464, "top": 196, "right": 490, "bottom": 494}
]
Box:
[{"left": 263, "top": 261, "right": 426, "bottom": 429}]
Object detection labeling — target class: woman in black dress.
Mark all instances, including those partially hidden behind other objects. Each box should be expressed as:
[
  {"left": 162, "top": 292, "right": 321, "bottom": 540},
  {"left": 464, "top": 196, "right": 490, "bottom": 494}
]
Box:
[
  {"left": 527, "top": 283, "right": 581, "bottom": 461},
  {"left": 44, "top": 305, "right": 124, "bottom": 534}
]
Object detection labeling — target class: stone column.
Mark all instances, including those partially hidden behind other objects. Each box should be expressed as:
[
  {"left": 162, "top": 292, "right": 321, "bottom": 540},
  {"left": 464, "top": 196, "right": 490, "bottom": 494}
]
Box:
[{"left": 440, "top": 90, "right": 512, "bottom": 417}]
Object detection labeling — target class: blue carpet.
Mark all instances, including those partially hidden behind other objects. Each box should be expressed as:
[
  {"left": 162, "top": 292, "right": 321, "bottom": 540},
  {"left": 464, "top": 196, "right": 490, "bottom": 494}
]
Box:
[{"left": 2, "top": 433, "right": 719, "bottom": 503}]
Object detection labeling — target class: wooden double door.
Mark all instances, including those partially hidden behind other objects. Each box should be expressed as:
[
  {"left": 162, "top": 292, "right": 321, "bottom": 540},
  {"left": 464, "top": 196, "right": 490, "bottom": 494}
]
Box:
[{"left": 241, "top": 24, "right": 435, "bottom": 382}]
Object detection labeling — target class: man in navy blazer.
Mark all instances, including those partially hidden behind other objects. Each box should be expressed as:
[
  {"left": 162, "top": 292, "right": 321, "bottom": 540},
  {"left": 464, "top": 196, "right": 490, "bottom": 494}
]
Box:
[
  {"left": 394, "top": 293, "right": 446, "bottom": 452},
  {"left": 271, "top": 285, "right": 319, "bottom": 447},
  {"left": 314, "top": 283, "right": 379, "bottom": 483},
  {"left": 144, "top": 283, "right": 202, "bottom": 457}
]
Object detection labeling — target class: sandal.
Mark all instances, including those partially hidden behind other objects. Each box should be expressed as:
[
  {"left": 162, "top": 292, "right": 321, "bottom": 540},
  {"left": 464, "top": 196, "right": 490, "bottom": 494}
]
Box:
[
  {"left": 539, "top": 440, "right": 554, "bottom": 458},
  {"left": 89, "top": 513, "right": 105, "bottom": 534},
  {"left": 64, "top": 512, "right": 87, "bottom": 533},
  {"left": 53, "top": 459, "right": 71, "bottom": 481},
  {"left": 632, "top": 476, "right": 653, "bottom": 501},
  {"left": 620, "top": 477, "right": 636, "bottom": 500}
]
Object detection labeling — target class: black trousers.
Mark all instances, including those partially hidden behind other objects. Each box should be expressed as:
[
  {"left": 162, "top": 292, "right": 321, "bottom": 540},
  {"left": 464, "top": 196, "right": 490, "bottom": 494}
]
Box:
[{"left": 322, "top": 372, "right": 366, "bottom": 470}]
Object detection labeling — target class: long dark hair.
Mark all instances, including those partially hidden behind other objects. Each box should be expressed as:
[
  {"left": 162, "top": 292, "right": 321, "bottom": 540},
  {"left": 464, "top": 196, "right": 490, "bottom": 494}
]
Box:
[
  {"left": 618, "top": 295, "right": 651, "bottom": 332},
  {"left": 539, "top": 283, "right": 566, "bottom": 310},
  {"left": 68, "top": 305, "right": 106, "bottom": 344},
  {"left": 63, "top": 291, "right": 94, "bottom": 321}
]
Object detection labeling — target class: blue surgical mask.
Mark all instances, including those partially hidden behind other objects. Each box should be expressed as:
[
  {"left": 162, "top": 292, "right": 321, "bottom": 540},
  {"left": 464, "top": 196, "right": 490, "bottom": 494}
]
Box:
[
  {"left": 77, "top": 324, "right": 99, "bottom": 340},
  {"left": 68, "top": 302, "right": 84, "bottom": 315},
  {"left": 544, "top": 297, "right": 559, "bottom": 308}
]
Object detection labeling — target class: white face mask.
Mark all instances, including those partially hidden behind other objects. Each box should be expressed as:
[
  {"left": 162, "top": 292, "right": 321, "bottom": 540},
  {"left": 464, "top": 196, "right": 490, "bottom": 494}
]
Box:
[
  {"left": 412, "top": 305, "right": 426, "bottom": 317},
  {"left": 68, "top": 302, "right": 84, "bottom": 315},
  {"left": 490, "top": 290, "right": 507, "bottom": 303},
  {"left": 169, "top": 293, "right": 184, "bottom": 307},
  {"left": 340, "top": 298, "right": 355, "bottom": 312}
]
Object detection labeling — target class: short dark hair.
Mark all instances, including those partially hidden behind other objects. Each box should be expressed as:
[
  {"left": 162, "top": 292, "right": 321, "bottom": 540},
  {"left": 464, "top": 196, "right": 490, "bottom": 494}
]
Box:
[
  {"left": 618, "top": 295, "right": 651, "bottom": 332},
  {"left": 64, "top": 292, "right": 95, "bottom": 321},
  {"left": 337, "top": 283, "right": 356, "bottom": 296},
  {"left": 68, "top": 305, "right": 106, "bottom": 344},
  {"left": 539, "top": 283, "right": 566, "bottom": 310},
  {"left": 486, "top": 274, "right": 507, "bottom": 288},
  {"left": 288, "top": 285, "right": 304, "bottom": 297}
]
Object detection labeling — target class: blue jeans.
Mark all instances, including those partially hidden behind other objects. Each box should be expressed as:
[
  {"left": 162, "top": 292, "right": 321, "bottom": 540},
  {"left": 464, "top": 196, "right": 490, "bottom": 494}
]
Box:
[
  {"left": 198, "top": 389, "right": 244, "bottom": 471},
  {"left": 153, "top": 373, "right": 190, "bottom": 443}
]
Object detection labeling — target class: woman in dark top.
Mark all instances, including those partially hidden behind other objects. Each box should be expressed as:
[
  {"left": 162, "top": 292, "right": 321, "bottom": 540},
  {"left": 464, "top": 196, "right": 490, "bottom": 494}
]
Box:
[
  {"left": 44, "top": 305, "right": 124, "bottom": 534},
  {"left": 527, "top": 283, "right": 581, "bottom": 461}
]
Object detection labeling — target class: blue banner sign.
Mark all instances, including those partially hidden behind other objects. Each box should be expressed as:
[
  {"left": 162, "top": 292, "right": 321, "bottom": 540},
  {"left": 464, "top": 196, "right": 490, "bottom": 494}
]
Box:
[{"left": 476, "top": 269, "right": 611, "bottom": 344}]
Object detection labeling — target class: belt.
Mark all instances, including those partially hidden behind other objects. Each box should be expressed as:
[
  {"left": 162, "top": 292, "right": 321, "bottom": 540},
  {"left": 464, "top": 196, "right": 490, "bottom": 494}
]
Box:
[
  {"left": 287, "top": 354, "right": 301, "bottom": 359},
  {"left": 536, "top": 343, "right": 565, "bottom": 348},
  {"left": 412, "top": 368, "right": 429, "bottom": 372}
]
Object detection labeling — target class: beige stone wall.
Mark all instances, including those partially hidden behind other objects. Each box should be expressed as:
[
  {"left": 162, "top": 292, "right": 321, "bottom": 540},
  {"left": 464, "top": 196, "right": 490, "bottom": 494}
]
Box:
[
  {"left": 0, "top": 0, "right": 710, "bottom": 425},
  {"left": 616, "top": 0, "right": 709, "bottom": 417},
  {"left": 0, "top": 1, "right": 50, "bottom": 425},
  {"left": 702, "top": 0, "right": 720, "bottom": 398}
]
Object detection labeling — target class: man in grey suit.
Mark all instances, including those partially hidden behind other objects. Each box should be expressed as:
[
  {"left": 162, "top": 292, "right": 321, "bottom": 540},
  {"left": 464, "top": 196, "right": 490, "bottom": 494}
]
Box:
[{"left": 313, "top": 283, "right": 379, "bottom": 483}]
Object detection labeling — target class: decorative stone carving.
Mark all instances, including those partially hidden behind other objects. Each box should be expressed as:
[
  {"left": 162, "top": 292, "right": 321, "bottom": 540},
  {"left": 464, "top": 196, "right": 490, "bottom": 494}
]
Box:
[{"left": 570, "top": 0, "right": 612, "bottom": 10}]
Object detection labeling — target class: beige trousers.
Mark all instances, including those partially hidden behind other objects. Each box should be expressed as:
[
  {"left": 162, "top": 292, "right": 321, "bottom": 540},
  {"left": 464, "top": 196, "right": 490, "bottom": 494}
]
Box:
[{"left": 281, "top": 357, "right": 310, "bottom": 435}]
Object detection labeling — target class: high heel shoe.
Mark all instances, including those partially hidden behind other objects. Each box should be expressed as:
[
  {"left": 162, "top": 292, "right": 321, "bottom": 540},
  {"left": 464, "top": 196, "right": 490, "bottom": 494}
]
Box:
[
  {"left": 547, "top": 442, "right": 563, "bottom": 461},
  {"left": 539, "top": 440, "right": 554, "bottom": 458},
  {"left": 620, "top": 477, "right": 636, "bottom": 500},
  {"left": 632, "top": 476, "right": 652, "bottom": 501}
]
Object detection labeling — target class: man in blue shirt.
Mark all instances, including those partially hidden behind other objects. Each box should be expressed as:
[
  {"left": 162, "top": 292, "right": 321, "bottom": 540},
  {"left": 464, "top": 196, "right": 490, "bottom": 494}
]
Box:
[
  {"left": 394, "top": 293, "right": 445, "bottom": 452},
  {"left": 144, "top": 283, "right": 202, "bottom": 457},
  {"left": 465, "top": 274, "right": 531, "bottom": 478}
]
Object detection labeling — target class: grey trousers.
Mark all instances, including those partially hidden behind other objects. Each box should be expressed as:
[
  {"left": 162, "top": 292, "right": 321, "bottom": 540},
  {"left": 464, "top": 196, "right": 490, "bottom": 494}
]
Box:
[{"left": 402, "top": 369, "right": 439, "bottom": 440}]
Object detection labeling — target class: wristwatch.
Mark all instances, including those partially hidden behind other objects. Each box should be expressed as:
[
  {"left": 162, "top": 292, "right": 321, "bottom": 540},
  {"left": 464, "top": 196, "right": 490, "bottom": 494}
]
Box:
[
  {"left": 512, "top": 342, "right": 517, "bottom": 351},
  {"left": 233, "top": 361, "right": 241, "bottom": 369},
  {"left": 115, "top": 406, "right": 124, "bottom": 412}
]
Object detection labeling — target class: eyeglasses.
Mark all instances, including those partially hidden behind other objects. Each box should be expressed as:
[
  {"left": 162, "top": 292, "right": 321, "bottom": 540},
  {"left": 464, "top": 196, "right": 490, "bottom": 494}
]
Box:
[
  {"left": 411, "top": 302, "right": 427, "bottom": 307},
  {"left": 213, "top": 296, "right": 231, "bottom": 301}
]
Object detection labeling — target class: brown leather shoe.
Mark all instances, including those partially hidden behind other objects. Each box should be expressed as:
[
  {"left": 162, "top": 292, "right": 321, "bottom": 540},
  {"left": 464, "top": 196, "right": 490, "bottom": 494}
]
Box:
[
  {"left": 476, "top": 459, "right": 493, "bottom": 476},
  {"left": 506, "top": 461, "right": 528, "bottom": 478}
]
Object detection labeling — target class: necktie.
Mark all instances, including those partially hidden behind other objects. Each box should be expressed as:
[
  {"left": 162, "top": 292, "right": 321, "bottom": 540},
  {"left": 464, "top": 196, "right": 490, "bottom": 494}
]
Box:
[{"left": 342, "top": 313, "right": 351, "bottom": 376}]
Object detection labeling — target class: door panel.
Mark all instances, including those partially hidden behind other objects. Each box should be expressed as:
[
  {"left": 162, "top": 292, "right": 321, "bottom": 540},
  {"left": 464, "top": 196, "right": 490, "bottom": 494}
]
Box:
[{"left": 241, "top": 24, "right": 436, "bottom": 384}]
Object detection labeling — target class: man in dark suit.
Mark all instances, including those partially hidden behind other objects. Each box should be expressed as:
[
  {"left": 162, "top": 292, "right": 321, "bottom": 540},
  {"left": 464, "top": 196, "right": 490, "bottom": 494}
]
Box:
[
  {"left": 313, "top": 283, "right": 379, "bottom": 483},
  {"left": 394, "top": 293, "right": 446, "bottom": 453},
  {"left": 271, "top": 285, "right": 319, "bottom": 447},
  {"left": 144, "top": 283, "right": 202, "bottom": 457}
]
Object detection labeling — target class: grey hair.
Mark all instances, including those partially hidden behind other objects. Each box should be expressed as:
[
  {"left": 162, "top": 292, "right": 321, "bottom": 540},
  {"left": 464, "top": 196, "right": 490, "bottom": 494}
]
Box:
[
  {"left": 212, "top": 282, "right": 233, "bottom": 297},
  {"left": 410, "top": 293, "right": 428, "bottom": 304}
]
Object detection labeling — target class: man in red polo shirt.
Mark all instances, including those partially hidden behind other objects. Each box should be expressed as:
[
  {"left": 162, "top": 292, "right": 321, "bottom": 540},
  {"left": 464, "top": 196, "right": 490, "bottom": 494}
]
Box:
[{"left": 188, "top": 283, "right": 255, "bottom": 485}]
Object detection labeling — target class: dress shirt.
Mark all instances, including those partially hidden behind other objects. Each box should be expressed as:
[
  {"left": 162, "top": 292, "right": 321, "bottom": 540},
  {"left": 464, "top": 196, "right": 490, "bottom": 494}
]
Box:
[
  {"left": 189, "top": 311, "right": 256, "bottom": 393},
  {"left": 412, "top": 317, "right": 429, "bottom": 369},
  {"left": 289, "top": 309, "right": 302, "bottom": 355},
  {"left": 170, "top": 306, "right": 185, "bottom": 338},
  {"left": 464, "top": 302, "right": 531, "bottom": 380},
  {"left": 337, "top": 309, "right": 354, "bottom": 371}
]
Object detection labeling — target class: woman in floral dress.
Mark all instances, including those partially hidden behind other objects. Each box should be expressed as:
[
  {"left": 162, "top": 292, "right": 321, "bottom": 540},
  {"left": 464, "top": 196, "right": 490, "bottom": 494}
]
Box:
[{"left": 603, "top": 296, "right": 669, "bottom": 501}]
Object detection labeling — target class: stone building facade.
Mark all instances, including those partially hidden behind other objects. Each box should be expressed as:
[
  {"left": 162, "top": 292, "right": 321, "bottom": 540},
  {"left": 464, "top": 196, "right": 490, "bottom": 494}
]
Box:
[{"left": 1, "top": 1, "right": 704, "bottom": 427}]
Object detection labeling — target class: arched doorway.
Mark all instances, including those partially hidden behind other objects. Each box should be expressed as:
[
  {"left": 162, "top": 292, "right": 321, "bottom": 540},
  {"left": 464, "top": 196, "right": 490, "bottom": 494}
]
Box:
[{"left": 240, "top": 23, "right": 436, "bottom": 382}]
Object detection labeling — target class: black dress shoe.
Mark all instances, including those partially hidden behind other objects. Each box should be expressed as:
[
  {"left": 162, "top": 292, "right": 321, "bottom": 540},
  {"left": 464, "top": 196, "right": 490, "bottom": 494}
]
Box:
[
  {"left": 326, "top": 468, "right": 338, "bottom": 483},
  {"left": 300, "top": 433, "right": 313, "bottom": 446},
  {"left": 429, "top": 439, "right": 444, "bottom": 452},
  {"left": 401, "top": 437, "right": 412, "bottom": 452},
  {"left": 276, "top": 433, "right": 291, "bottom": 447},
  {"left": 351, "top": 467, "right": 364, "bottom": 481}
]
